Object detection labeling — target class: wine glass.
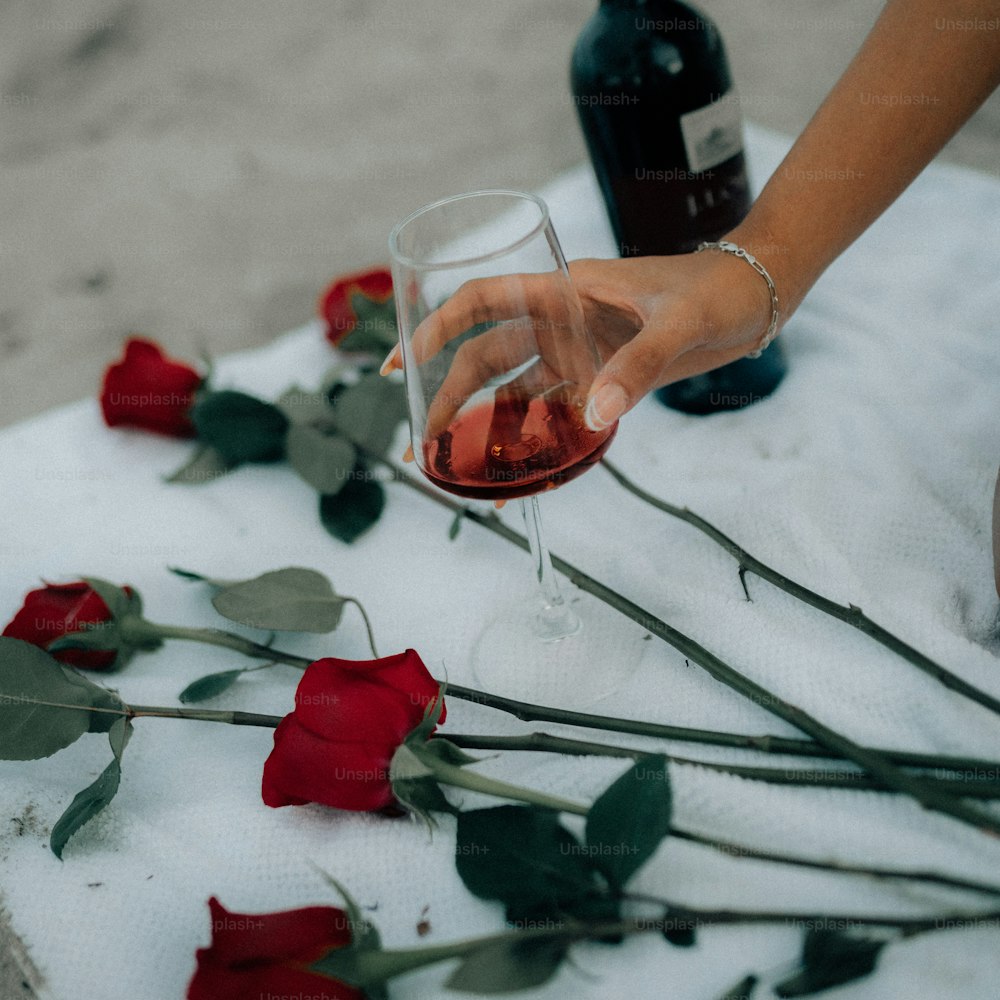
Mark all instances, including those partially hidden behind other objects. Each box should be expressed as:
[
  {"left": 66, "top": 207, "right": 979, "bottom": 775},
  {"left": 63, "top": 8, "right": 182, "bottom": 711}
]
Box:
[{"left": 389, "top": 190, "right": 642, "bottom": 705}]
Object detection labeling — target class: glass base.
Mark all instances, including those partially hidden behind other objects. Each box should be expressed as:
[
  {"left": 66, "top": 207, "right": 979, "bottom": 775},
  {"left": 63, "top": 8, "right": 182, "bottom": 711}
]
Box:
[
  {"left": 471, "top": 592, "right": 645, "bottom": 708},
  {"left": 655, "top": 340, "right": 786, "bottom": 415}
]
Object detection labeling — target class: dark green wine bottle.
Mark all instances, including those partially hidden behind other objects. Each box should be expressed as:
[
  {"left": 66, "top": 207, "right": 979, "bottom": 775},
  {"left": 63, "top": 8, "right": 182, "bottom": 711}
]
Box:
[{"left": 571, "top": 0, "right": 785, "bottom": 415}]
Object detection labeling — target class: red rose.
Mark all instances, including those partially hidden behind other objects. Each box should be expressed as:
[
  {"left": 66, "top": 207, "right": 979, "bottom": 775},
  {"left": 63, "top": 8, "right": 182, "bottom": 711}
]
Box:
[
  {"left": 187, "top": 897, "right": 365, "bottom": 1000},
  {"left": 3, "top": 581, "right": 125, "bottom": 670},
  {"left": 319, "top": 267, "right": 394, "bottom": 347},
  {"left": 100, "top": 337, "right": 202, "bottom": 437},
  {"left": 262, "top": 649, "right": 445, "bottom": 812}
]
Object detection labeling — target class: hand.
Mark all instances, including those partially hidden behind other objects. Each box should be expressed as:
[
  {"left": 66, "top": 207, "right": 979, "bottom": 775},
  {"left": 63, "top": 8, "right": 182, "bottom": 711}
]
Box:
[{"left": 380, "top": 249, "right": 775, "bottom": 432}]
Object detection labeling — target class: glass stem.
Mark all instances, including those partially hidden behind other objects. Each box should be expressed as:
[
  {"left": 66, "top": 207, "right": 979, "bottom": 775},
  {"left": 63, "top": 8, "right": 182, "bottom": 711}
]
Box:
[{"left": 520, "top": 495, "right": 581, "bottom": 640}]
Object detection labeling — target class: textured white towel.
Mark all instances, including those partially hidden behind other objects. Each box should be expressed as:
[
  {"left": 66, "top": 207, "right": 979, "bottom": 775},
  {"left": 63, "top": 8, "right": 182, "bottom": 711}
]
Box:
[{"left": 0, "top": 125, "right": 999, "bottom": 1000}]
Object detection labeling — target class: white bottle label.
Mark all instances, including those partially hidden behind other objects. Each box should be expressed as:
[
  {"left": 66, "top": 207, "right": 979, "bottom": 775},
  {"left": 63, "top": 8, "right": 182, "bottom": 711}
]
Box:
[{"left": 679, "top": 89, "right": 744, "bottom": 173}]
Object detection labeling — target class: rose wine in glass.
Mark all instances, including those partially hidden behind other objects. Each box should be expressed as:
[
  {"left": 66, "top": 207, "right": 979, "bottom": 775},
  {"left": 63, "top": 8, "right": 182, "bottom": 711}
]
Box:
[
  {"left": 422, "top": 394, "right": 617, "bottom": 501},
  {"left": 389, "top": 190, "right": 642, "bottom": 705}
]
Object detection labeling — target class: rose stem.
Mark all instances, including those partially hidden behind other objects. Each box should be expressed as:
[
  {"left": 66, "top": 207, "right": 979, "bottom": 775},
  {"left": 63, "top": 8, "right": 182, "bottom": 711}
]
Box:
[
  {"left": 445, "top": 732, "right": 1000, "bottom": 799},
  {"left": 442, "top": 732, "right": 1000, "bottom": 898},
  {"left": 150, "top": 564, "right": 1000, "bottom": 778},
  {"left": 156, "top": 623, "right": 1000, "bottom": 779},
  {"left": 127, "top": 622, "right": 313, "bottom": 668},
  {"left": 317, "top": 907, "right": 1000, "bottom": 989},
  {"left": 601, "top": 457, "right": 1000, "bottom": 720},
  {"left": 441, "top": 683, "right": 1000, "bottom": 777},
  {"left": 151, "top": 612, "right": 1000, "bottom": 775},
  {"left": 127, "top": 704, "right": 283, "bottom": 727},
  {"left": 130, "top": 593, "right": 379, "bottom": 663},
  {"left": 65, "top": 702, "right": 1000, "bottom": 899},
  {"left": 365, "top": 450, "right": 1000, "bottom": 836}
]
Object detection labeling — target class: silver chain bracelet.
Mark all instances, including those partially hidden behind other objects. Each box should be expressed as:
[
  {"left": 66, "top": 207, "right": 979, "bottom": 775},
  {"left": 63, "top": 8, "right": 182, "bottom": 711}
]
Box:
[{"left": 696, "top": 240, "right": 780, "bottom": 358}]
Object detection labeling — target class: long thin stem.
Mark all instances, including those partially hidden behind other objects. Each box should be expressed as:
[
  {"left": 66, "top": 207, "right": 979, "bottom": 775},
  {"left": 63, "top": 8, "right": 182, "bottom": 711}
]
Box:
[
  {"left": 442, "top": 683, "right": 1000, "bottom": 777},
  {"left": 365, "top": 450, "right": 1000, "bottom": 837},
  {"left": 165, "top": 620, "right": 1000, "bottom": 777},
  {"left": 444, "top": 732, "right": 1000, "bottom": 899},
  {"left": 601, "top": 458, "right": 1000, "bottom": 720},
  {"left": 414, "top": 745, "right": 587, "bottom": 816},
  {"left": 445, "top": 732, "right": 1000, "bottom": 800},
  {"left": 139, "top": 622, "right": 312, "bottom": 668},
  {"left": 153, "top": 480, "right": 1000, "bottom": 781},
  {"left": 342, "top": 596, "right": 379, "bottom": 657},
  {"left": 128, "top": 704, "right": 282, "bottom": 727},
  {"left": 317, "top": 906, "right": 1000, "bottom": 989},
  {"left": 664, "top": 828, "right": 1000, "bottom": 902},
  {"left": 32, "top": 696, "right": 1000, "bottom": 900}
]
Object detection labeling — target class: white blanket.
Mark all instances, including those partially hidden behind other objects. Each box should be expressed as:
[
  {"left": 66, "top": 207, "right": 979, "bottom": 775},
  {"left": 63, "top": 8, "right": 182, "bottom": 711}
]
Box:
[{"left": 1, "top": 124, "right": 999, "bottom": 1000}]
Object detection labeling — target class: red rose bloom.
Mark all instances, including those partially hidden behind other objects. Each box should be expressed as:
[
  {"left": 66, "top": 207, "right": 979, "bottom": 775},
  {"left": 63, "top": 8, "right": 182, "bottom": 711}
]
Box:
[
  {"left": 262, "top": 649, "right": 445, "bottom": 812},
  {"left": 3, "top": 581, "right": 124, "bottom": 670},
  {"left": 319, "top": 267, "right": 393, "bottom": 347},
  {"left": 187, "top": 897, "right": 365, "bottom": 1000},
  {"left": 100, "top": 337, "right": 202, "bottom": 437}
]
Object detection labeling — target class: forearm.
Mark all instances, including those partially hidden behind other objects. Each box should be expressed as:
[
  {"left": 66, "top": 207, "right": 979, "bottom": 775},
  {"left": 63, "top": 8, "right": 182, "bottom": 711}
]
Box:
[{"left": 729, "top": 0, "right": 1000, "bottom": 318}]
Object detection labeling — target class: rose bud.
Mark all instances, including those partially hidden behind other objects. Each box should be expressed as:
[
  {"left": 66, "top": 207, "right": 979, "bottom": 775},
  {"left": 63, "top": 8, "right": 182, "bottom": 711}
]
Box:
[
  {"left": 3, "top": 580, "right": 134, "bottom": 671},
  {"left": 262, "top": 649, "right": 445, "bottom": 812},
  {"left": 100, "top": 337, "right": 202, "bottom": 437},
  {"left": 187, "top": 897, "right": 364, "bottom": 1000},
  {"left": 318, "top": 267, "right": 394, "bottom": 350}
]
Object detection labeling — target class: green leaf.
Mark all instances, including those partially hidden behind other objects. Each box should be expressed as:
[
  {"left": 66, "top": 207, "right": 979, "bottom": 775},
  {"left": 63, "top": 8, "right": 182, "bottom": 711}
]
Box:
[
  {"left": 448, "top": 510, "right": 463, "bottom": 541},
  {"left": 50, "top": 717, "right": 131, "bottom": 859},
  {"left": 211, "top": 568, "right": 346, "bottom": 633},
  {"left": 445, "top": 935, "right": 568, "bottom": 995},
  {"left": 276, "top": 384, "right": 335, "bottom": 425},
  {"left": 716, "top": 975, "right": 758, "bottom": 1000},
  {"left": 164, "top": 444, "right": 235, "bottom": 485},
  {"left": 0, "top": 638, "right": 124, "bottom": 759},
  {"left": 178, "top": 669, "right": 247, "bottom": 703},
  {"left": 286, "top": 423, "right": 357, "bottom": 495},
  {"left": 775, "top": 931, "right": 885, "bottom": 997},
  {"left": 337, "top": 293, "right": 398, "bottom": 353},
  {"left": 191, "top": 390, "right": 290, "bottom": 465},
  {"left": 455, "top": 806, "right": 596, "bottom": 913},
  {"left": 326, "top": 372, "right": 409, "bottom": 455},
  {"left": 585, "top": 754, "right": 672, "bottom": 890},
  {"left": 319, "top": 470, "right": 386, "bottom": 544}
]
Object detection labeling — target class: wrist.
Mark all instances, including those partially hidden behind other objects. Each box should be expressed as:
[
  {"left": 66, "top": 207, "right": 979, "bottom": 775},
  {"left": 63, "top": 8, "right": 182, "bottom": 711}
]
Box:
[
  {"left": 722, "top": 219, "right": 803, "bottom": 326},
  {"left": 696, "top": 241, "right": 779, "bottom": 358}
]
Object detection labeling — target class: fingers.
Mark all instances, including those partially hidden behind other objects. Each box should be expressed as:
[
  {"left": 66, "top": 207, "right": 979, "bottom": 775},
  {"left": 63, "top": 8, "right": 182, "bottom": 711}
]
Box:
[
  {"left": 583, "top": 324, "right": 688, "bottom": 431},
  {"left": 424, "top": 323, "right": 540, "bottom": 440},
  {"left": 415, "top": 272, "right": 572, "bottom": 366},
  {"left": 379, "top": 273, "right": 558, "bottom": 375},
  {"left": 380, "top": 347, "right": 400, "bottom": 375}
]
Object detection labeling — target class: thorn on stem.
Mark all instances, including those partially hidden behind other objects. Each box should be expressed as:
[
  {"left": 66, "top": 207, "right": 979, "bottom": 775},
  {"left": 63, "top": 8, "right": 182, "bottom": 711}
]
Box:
[{"left": 738, "top": 565, "right": 751, "bottom": 602}]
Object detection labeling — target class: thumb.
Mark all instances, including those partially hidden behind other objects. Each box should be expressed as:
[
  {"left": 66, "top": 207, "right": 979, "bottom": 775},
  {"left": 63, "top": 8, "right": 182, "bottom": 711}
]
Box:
[{"left": 583, "top": 327, "right": 679, "bottom": 432}]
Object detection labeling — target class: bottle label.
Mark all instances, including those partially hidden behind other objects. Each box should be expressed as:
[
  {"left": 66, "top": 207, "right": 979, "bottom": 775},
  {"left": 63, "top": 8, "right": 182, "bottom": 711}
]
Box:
[{"left": 679, "top": 89, "right": 744, "bottom": 173}]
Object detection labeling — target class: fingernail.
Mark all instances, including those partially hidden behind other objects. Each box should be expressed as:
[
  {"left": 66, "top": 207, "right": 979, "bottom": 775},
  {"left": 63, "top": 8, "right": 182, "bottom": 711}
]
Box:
[
  {"left": 379, "top": 347, "right": 400, "bottom": 376},
  {"left": 584, "top": 383, "right": 627, "bottom": 432},
  {"left": 402, "top": 444, "right": 414, "bottom": 464}
]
